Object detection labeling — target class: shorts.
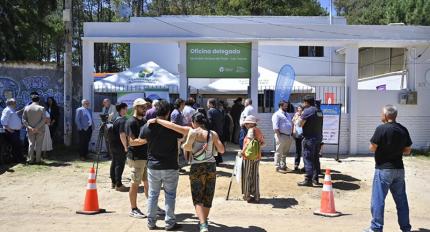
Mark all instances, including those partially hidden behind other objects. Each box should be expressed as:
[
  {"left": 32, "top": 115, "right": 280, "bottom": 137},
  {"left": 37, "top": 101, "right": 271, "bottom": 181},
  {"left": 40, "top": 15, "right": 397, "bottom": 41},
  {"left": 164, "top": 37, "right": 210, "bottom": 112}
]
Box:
[
  {"left": 127, "top": 159, "right": 148, "bottom": 184},
  {"left": 189, "top": 162, "right": 217, "bottom": 208}
]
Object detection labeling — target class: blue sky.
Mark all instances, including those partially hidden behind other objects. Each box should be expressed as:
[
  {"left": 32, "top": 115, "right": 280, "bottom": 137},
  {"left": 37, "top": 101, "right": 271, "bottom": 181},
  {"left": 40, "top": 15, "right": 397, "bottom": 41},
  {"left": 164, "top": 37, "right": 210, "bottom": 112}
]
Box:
[{"left": 319, "top": 0, "right": 337, "bottom": 16}]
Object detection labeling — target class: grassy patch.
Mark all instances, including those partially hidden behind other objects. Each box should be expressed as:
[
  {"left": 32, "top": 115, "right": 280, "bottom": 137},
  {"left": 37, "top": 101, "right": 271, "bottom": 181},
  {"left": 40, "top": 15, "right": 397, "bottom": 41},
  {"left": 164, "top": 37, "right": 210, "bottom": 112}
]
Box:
[{"left": 411, "top": 149, "right": 430, "bottom": 159}]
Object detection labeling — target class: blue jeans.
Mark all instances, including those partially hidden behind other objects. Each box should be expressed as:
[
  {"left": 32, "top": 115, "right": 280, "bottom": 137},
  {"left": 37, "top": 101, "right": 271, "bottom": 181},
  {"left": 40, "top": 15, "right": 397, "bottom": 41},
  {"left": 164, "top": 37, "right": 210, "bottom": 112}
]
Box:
[
  {"left": 370, "top": 169, "right": 411, "bottom": 232},
  {"left": 302, "top": 137, "right": 319, "bottom": 182},
  {"left": 239, "top": 127, "right": 248, "bottom": 150},
  {"left": 147, "top": 169, "right": 179, "bottom": 227}
]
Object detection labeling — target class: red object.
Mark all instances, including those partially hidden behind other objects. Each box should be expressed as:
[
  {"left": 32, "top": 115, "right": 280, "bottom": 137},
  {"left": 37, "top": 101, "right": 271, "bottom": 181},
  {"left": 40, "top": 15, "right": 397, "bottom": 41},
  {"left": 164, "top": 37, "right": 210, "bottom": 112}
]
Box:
[
  {"left": 76, "top": 168, "right": 105, "bottom": 215},
  {"left": 324, "top": 93, "right": 336, "bottom": 104},
  {"left": 314, "top": 168, "right": 341, "bottom": 217}
]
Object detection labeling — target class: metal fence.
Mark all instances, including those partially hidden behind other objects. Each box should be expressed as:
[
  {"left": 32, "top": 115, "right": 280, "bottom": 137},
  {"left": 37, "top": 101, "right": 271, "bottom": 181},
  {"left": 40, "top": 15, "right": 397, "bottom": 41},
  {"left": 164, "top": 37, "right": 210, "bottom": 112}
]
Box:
[{"left": 258, "top": 85, "right": 346, "bottom": 113}]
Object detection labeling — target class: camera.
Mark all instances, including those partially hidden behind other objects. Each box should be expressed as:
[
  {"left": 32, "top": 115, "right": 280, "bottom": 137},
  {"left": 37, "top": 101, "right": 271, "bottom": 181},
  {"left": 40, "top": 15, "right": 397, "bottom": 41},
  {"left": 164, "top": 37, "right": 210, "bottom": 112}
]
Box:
[{"left": 100, "top": 114, "right": 109, "bottom": 123}]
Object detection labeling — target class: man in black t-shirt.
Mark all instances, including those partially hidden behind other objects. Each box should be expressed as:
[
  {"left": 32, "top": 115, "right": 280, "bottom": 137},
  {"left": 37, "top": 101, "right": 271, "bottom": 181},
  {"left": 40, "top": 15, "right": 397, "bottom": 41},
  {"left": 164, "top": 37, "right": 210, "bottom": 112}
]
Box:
[
  {"left": 140, "top": 99, "right": 183, "bottom": 231},
  {"left": 364, "top": 105, "right": 412, "bottom": 232},
  {"left": 297, "top": 95, "right": 323, "bottom": 187},
  {"left": 125, "top": 98, "right": 151, "bottom": 219},
  {"left": 109, "top": 103, "right": 128, "bottom": 192}
]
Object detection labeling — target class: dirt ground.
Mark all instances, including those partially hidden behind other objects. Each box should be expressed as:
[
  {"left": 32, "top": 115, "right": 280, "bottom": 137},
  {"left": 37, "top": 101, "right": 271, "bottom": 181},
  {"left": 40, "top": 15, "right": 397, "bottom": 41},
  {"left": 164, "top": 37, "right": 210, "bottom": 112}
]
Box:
[{"left": 1, "top": 148, "right": 430, "bottom": 232}]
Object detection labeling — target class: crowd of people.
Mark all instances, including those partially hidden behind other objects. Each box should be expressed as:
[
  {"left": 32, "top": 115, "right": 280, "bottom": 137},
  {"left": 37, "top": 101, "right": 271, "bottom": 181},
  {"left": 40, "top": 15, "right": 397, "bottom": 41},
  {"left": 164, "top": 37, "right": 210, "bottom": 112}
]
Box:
[
  {"left": 0, "top": 92, "right": 59, "bottom": 164},
  {"left": 1, "top": 92, "right": 414, "bottom": 232},
  {"left": 74, "top": 94, "right": 327, "bottom": 231}
]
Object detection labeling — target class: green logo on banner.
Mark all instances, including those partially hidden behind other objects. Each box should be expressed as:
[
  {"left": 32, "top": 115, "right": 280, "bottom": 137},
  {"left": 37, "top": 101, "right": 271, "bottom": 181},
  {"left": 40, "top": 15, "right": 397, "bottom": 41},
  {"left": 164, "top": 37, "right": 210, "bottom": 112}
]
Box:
[{"left": 187, "top": 43, "right": 251, "bottom": 78}]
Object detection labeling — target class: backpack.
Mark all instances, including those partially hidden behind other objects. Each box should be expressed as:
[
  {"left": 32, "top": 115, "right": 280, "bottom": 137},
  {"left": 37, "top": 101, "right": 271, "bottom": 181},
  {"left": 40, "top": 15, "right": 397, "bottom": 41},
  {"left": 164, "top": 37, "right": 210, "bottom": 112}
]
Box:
[{"left": 244, "top": 138, "right": 260, "bottom": 160}]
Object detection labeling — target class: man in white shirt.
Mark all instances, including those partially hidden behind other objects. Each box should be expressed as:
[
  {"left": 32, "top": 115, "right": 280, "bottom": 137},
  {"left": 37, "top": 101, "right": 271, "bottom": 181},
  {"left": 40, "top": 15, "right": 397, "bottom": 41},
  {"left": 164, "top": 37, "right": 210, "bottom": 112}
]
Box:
[
  {"left": 239, "top": 98, "right": 255, "bottom": 149},
  {"left": 1, "top": 98, "right": 24, "bottom": 163}
]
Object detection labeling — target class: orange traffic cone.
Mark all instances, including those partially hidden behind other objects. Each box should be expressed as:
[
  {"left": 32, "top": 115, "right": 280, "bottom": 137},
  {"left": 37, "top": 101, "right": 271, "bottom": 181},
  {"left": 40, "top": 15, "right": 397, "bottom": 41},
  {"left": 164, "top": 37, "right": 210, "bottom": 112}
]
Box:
[
  {"left": 314, "top": 169, "right": 341, "bottom": 217},
  {"left": 76, "top": 167, "right": 106, "bottom": 215}
]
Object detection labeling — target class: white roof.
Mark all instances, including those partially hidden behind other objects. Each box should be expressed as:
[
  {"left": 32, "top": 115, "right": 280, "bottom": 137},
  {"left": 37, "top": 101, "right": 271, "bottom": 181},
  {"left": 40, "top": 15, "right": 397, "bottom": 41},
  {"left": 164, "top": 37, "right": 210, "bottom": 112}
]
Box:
[{"left": 83, "top": 16, "right": 430, "bottom": 47}]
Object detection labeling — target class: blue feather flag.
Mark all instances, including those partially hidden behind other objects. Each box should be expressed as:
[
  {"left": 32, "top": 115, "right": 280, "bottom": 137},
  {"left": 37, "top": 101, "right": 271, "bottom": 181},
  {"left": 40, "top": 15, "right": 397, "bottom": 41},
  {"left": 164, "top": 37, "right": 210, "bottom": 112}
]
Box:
[{"left": 274, "top": 65, "right": 296, "bottom": 111}]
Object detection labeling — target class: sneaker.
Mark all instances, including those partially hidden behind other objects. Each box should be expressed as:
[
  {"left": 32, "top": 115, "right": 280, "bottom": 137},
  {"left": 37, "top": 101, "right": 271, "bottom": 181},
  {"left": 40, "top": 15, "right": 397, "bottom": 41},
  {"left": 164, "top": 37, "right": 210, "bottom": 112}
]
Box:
[
  {"left": 147, "top": 224, "right": 157, "bottom": 230},
  {"left": 115, "top": 185, "right": 129, "bottom": 192},
  {"left": 157, "top": 207, "right": 166, "bottom": 216},
  {"left": 276, "top": 167, "right": 287, "bottom": 174},
  {"left": 297, "top": 180, "right": 313, "bottom": 187},
  {"left": 165, "top": 223, "right": 182, "bottom": 231},
  {"left": 362, "top": 228, "right": 376, "bottom": 232},
  {"left": 199, "top": 221, "right": 209, "bottom": 232},
  {"left": 312, "top": 180, "right": 322, "bottom": 186},
  {"left": 129, "top": 208, "right": 147, "bottom": 219}
]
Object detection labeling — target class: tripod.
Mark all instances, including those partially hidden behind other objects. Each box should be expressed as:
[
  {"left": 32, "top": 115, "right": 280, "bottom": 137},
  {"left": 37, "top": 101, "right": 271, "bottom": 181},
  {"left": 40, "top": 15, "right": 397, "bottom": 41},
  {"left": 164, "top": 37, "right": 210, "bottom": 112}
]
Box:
[{"left": 93, "top": 122, "right": 108, "bottom": 180}]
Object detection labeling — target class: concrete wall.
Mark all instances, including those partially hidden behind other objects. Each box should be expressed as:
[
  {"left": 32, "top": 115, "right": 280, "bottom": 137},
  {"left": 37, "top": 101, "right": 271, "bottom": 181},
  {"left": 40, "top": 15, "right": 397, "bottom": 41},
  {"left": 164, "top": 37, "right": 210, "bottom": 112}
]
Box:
[
  {"left": 0, "top": 63, "right": 82, "bottom": 144},
  {"left": 356, "top": 90, "right": 430, "bottom": 153},
  {"left": 258, "top": 45, "right": 345, "bottom": 78}
]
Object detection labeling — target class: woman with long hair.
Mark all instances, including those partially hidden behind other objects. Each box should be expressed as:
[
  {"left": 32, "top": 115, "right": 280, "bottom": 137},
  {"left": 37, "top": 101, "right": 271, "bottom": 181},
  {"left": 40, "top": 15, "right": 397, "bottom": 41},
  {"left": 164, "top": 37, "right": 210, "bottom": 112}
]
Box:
[
  {"left": 46, "top": 97, "right": 59, "bottom": 141},
  {"left": 148, "top": 109, "right": 224, "bottom": 232}
]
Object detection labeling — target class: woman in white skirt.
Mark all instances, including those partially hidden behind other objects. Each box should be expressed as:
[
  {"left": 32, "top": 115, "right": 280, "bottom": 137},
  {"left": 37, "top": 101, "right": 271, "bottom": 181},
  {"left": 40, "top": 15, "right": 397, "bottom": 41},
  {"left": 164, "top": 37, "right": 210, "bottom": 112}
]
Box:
[{"left": 42, "top": 111, "right": 53, "bottom": 156}]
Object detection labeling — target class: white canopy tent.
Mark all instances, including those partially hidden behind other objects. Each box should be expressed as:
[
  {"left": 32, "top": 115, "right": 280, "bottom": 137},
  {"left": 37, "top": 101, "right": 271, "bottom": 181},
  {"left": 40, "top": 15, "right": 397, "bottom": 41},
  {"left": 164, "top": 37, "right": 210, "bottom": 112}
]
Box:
[
  {"left": 93, "top": 61, "right": 179, "bottom": 93},
  {"left": 94, "top": 63, "right": 313, "bottom": 94},
  {"left": 189, "top": 66, "right": 314, "bottom": 94}
]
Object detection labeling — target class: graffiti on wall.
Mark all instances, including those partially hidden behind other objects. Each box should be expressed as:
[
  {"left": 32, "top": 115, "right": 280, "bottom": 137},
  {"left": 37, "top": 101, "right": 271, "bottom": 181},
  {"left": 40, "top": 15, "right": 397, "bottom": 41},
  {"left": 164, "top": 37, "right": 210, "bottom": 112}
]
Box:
[{"left": 0, "top": 76, "right": 64, "bottom": 110}]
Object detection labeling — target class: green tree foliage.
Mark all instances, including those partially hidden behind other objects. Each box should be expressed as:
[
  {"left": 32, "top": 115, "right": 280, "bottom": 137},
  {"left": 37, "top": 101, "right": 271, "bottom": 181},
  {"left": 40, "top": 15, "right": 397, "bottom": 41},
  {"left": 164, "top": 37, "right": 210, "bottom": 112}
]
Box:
[
  {"left": 0, "top": 0, "right": 59, "bottom": 62},
  {"left": 335, "top": 0, "right": 430, "bottom": 25},
  {"left": 1, "top": 0, "right": 326, "bottom": 70}
]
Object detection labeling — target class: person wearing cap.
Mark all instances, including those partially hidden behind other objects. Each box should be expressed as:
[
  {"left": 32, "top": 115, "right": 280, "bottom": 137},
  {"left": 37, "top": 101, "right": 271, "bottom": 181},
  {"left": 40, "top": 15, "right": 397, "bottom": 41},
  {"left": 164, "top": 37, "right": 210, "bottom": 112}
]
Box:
[
  {"left": 297, "top": 95, "right": 323, "bottom": 187},
  {"left": 241, "top": 115, "right": 265, "bottom": 203},
  {"left": 23, "top": 92, "right": 46, "bottom": 164},
  {"left": 75, "top": 99, "right": 94, "bottom": 161},
  {"left": 272, "top": 100, "right": 294, "bottom": 173},
  {"left": 125, "top": 98, "right": 164, "bottom": 219}
]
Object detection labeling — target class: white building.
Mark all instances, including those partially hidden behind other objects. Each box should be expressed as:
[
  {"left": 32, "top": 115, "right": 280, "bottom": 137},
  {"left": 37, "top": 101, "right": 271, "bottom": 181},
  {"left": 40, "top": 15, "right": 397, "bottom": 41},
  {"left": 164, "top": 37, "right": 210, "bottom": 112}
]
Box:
[{"left": 82, "top": 16, "right": 430, "bottom": 154}]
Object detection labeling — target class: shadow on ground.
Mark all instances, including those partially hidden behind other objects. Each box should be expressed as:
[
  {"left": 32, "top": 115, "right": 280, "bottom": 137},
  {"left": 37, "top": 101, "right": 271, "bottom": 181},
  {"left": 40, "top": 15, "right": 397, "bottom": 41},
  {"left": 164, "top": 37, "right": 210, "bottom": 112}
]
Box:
[
  {"left": 174, "top": 213, "right": 267, "bottom": 232},
  {"left": 0, "top": 163, "right": 17, "bottom": 175},
  {"left": 258, "top": 197, "right": 298, "bottom": 209}
]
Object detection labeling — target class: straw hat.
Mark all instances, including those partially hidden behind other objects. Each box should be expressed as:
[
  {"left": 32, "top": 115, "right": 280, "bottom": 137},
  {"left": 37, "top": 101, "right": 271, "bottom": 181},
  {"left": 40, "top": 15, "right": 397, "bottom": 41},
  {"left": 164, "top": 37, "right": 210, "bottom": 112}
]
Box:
[
  {"left": 243, "top": 115, "right": 258, "bottom": 124},
  {"left": 133, "top": 98, "right": 148, "bottom": 108}
]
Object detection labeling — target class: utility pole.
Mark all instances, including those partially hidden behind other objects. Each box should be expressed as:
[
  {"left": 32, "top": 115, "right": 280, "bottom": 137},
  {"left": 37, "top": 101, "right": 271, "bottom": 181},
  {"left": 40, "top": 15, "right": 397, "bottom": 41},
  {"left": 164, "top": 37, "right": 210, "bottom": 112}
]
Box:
[{"left": 63, "top": 0, "right": 73, "bottom": 146}]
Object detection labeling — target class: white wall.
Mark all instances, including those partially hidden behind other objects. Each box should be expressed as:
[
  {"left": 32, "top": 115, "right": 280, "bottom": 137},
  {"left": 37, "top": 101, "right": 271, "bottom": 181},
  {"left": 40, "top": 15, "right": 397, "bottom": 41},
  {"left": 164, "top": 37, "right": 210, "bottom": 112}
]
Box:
[
  {"left": 130, "top": 43, "right": 179, "bottom": 74},
  {"left": 258, "top": 45, "right": 345, "bottom": 78},
  {"left": 356, "top": 90, "right": 430, "bottom": 153}
]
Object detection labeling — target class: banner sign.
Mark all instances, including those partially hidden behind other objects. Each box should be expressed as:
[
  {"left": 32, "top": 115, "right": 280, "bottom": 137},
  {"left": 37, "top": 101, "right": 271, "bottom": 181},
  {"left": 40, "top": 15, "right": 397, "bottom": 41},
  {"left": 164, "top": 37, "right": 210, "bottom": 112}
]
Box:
[
  {"left": 187, "top": 43, "right": 251, "bottom": 78},
  {"left": 320, "top": 104, "right": 341, "bottom": 145},
  {"left": 117, "top": 92, "right": 145, "bottom": 115},
  {"left": 274, "top": 65, "right": 296, "bottom": 111}
]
